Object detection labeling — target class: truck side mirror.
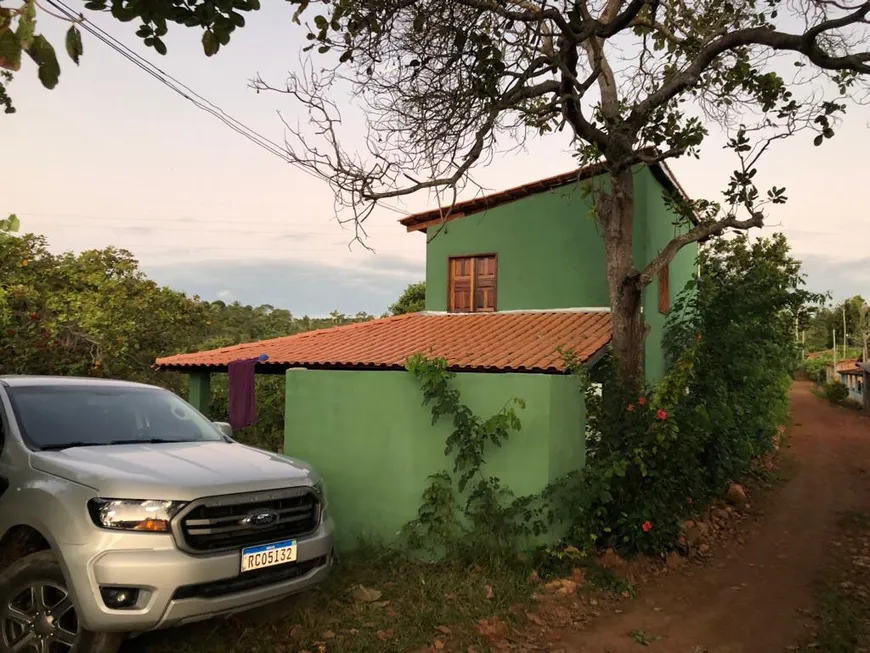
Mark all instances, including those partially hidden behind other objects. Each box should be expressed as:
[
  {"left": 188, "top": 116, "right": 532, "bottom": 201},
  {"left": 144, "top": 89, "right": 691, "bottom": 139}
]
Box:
[{"left": 212, "top": 422, "right": 233, "bottom": 438}]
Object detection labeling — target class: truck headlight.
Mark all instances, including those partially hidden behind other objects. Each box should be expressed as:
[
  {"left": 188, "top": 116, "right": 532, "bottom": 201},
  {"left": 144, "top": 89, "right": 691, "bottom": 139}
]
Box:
[
  {"left": 88, "top": 499, "right": 186, "bottom": 532},
  {"left": 313, "top": 481, "right": 328, "bottom": 511}
]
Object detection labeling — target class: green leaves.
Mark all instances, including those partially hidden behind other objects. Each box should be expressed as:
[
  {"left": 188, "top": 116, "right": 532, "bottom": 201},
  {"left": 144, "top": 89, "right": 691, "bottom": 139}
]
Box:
[
  {"left": 26, "top": 34, "right": 59, "bottom": 89},
  {"left": 0, "top": 214, "right": 20, "bottom": 233},
  {"left": 0, "top": 30, "right": 22, "bottom": 71},
  {"left": 202, "top": 30, "right": 218, "bottom": 56},
  {"left": 65, "top": 26, "right": 83, "bottom": 65}
]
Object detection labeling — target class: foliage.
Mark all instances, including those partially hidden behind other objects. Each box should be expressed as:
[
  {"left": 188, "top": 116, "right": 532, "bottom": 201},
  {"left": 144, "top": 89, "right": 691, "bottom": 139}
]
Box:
[
  {"left": 403, "top": 232, "right": 812, "bottom": 558},
  {"left": 265, "top": 0, "right": 868, "bottom": 384},
  {"left": 0, "top": 225, "right": 375, "bottom": 450},
  {"left": 0, "top": 231, "right": 209, "bottom": 384},
  {"left": 801, "top": 354, "right": 833, "bottom": 384},
  {"left": 824, "top": 380, "right": 850, "bottom": 405},
  {"left": 390, "top": 281, "right": 425, "bottom": 315},
  {"left": 806, "top": 295, "right": 869, "bottom": 354},
  {"left": 0, "top": 0, "right": 262, "bottom": 112}
]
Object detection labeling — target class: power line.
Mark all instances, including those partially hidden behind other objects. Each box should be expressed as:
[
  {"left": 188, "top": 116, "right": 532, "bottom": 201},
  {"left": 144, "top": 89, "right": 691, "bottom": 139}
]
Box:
[{"left": 44, "top": 0, "right": 409, "bottom": 217}]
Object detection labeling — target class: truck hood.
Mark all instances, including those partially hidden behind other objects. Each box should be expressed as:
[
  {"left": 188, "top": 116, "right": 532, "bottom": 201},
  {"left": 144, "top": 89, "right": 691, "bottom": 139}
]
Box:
[{"left": 30, "top": 441, "right": 318, "bottom": 501}]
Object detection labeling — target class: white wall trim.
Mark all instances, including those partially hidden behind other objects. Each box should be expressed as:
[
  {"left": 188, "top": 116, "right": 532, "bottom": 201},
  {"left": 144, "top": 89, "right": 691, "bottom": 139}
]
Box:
[{"left": 421, "top": 307, "right": 612, "bottom": 316}]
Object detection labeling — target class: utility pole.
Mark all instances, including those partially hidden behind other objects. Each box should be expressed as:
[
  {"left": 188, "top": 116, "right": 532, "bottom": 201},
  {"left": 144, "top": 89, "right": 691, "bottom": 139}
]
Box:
[
  {"left": 833, "top": 329, "right": 838, "bottom": 382},
  {"left": 843, "top": 304, "right": 848, "bottom": 360}
]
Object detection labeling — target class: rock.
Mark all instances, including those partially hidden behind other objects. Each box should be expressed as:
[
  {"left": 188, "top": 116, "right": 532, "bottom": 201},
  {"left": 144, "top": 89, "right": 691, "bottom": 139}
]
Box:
[
  {"left": 699, "top": 543, "right": 710, "bottom": 554},
  {"left": 571, "top": 567, "right": 587, "bottom": 584},
  {"left": 557, "top": 579, "right": 579, "bottom": 595},
  {"left": 352, "top": 585, "right": 383, "bottom": 603},
  {"left": 600, "top": 548, "right": 626, "bottom": 568},
  {"left": 666, "top": 551, "right": 683, "bottom": 569},
  {"left": 714, "top": 507, "right": 730, "bottom": 521},
  {"left": 685, "top": 526, "right": 703, "bottom": 546},
  {"left": 726, "top": 483, "right": 747, "bottom": 505}
]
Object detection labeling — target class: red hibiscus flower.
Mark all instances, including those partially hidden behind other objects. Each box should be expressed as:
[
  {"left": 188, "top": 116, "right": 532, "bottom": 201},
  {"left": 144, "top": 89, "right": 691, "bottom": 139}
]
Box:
[
  {"left": 641, "top": 521, "right": 653, "bottom": 533},
  {"left": 638, "top": 397, "right": 647, "bottom": 406},
  {"left": 656, "top": 409, "right": 667, "bottom": 420},
  {"left": 627, "top": 403, "right": 635, "bottom": 412}
]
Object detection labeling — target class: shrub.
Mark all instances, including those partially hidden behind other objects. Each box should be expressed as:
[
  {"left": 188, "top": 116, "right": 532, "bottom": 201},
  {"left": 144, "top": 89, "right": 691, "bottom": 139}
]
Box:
[{"left": 823, "top": 380, "right": 850, "bottom": 405}]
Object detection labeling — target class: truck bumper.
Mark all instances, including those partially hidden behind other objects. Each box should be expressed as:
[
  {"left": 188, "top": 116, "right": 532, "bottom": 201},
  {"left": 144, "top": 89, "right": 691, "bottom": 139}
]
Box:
[{"left": 62, "top": 517, "right": 334, "bottom": 633}]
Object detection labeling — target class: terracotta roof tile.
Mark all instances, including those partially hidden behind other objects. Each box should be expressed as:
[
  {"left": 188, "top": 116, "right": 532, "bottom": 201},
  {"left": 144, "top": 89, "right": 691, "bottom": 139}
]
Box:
[
  {"left": 154, "top": 311, "right": 612, "bottom": 374},
  {"left": 398, "top": 152, "right": 691, "bottom": 233}
]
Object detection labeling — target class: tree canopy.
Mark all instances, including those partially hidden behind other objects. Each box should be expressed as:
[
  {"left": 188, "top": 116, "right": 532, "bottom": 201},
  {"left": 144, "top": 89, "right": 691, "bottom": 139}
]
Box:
[
  {"left": 0, "top": 224, "right": 374, "bottom": 382},
  {"left": 390, "top": 281, "right": 426, "bottom": 315},
  {"left": 261, "top": 0, "right": 869, "bottom": 383},
  {"left": 806, "top": 294, "right": 869, "bottom": 358}
]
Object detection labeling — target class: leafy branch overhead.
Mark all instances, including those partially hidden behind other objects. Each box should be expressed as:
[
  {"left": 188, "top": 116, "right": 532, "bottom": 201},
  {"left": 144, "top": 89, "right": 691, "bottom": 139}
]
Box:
[
  {"left": 0, "top": 0, "right": 262, "bottom": 113},
  {"left": 259, "top": 0, "right": 869, "bottom": 383}
]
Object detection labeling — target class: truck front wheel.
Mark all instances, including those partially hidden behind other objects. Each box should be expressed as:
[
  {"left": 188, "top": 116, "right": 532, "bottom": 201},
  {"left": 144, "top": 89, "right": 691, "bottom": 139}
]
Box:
[{"left": 0, "top": 550, "right": 124, "bottom": 653}]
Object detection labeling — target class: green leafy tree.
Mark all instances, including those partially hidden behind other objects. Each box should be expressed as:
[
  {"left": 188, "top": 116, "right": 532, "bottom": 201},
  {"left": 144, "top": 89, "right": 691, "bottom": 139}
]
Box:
[
  {"left": 806, "top": 294, "right": 868, "bottom": 354},
  {"left": 571, "top": 232, "right": 818, "bottom": 554},
  {"left": 0, "top": 0, "right": 262, "bottom": 113},
  {"left": 262, "top": 0, "right": 869, "bottom": 386},
  {"left": 390, "top": 281, "right": 425, "bottom": 315},
  {"left": 0, "top": 232, "right": 210, "bottom": 381}
]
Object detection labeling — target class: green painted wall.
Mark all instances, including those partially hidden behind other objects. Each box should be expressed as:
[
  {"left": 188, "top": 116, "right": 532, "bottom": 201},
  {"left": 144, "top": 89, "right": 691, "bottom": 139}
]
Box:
[
  {"left": 284, "top": 369, "right": 584, "bottom": 550},
  {"left": 637, "top": 168, "right": 698, "bottom": 381},
  {"left": 425, "top": 181, "right": 610, "bottom": 311},
  {"left": 188, "top": 372, "right": 211, "bottom": 416},
  {"left": 422, "top": 165, "right": 698, "bottom": 382}
]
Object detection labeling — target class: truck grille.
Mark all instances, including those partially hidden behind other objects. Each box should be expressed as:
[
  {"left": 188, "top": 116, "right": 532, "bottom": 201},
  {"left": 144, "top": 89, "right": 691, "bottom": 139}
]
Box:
[
  {"left": 171, "top": 555, "right": 328, "bottom": 600},
  {"left": 174, "top": 488, "right": 320, "bottom": 553}
]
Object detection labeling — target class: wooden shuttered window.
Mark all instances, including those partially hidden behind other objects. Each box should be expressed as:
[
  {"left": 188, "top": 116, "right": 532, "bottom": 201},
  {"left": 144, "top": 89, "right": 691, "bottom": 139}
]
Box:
[
  {"left": 658, "top": 264, "right": 670, "bottom": 314},
  {"left": 449, "top": 255, "right": 497, "bottom": 313}
]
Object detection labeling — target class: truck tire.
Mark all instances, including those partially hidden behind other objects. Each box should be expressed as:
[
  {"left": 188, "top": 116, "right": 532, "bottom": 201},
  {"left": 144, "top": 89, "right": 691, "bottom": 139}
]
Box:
[{"left": 0, "top": 550, "right": 124, "bottom": 653}]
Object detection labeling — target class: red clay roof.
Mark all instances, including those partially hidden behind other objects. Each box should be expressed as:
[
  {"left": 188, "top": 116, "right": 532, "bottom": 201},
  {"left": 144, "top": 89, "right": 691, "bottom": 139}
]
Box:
[
  {"left": 399, "top": 155, "right": 690, "bottom": 233},
  {"left": 155, "top": 311, "right": 612, "bottom": 374}
]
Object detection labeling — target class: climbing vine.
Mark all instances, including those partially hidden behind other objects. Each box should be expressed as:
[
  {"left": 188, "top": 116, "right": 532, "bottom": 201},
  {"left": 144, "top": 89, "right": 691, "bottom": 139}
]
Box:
[{"left": 402, "top": 353, "right": 552, "bottom": 554}]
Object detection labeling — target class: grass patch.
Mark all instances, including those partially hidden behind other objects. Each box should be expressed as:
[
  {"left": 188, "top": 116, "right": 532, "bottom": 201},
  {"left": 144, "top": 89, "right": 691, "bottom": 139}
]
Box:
[{"left": 129, "top": 545, "right": 538, "bottom": 653}]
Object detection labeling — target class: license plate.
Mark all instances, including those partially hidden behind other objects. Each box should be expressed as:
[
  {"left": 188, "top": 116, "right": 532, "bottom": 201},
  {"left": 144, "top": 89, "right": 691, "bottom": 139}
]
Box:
[{"left": 240, "top": 539, "right": 297, "bottom": 572}]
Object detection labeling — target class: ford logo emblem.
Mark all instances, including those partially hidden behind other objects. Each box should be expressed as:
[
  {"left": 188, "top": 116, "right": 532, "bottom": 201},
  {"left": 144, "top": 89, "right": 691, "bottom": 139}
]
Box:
[{"left": 241, "top": 510, "right": 279, "bottom": 528}]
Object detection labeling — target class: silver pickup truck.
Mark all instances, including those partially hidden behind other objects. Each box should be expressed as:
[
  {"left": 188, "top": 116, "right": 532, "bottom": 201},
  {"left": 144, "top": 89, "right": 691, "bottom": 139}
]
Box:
[{"left": 0, "top": 376, "right": 334, "bottom": 653}]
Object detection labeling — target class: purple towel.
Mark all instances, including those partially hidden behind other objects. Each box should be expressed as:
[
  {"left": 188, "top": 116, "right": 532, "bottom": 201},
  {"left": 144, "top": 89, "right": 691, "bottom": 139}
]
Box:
[{"left": 227, "top": 357, "right": 258, "bottom": 430}]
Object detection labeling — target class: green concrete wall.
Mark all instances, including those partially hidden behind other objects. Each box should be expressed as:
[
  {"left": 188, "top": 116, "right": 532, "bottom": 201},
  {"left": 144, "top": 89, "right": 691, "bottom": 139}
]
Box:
[
  {"left": 284, "top": 369, "right": 584, "bottom": 550},
  {"left": 422, "top": 165, "right": 698, "bottom": 382},
  {"left": 425, "top": 180, "right": 610, "bottom": 311},
  {"left": 188, "top": 372, "right": 211, "bottom": 416},
  {"left": 637, "top": 168, "right": 698, "bottom": 381}
]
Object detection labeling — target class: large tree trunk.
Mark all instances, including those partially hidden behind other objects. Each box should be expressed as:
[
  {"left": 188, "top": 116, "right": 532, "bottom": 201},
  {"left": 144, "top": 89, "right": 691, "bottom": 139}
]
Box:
[{"left": 602, "top": 168, "right": 646, "bottom": 387}]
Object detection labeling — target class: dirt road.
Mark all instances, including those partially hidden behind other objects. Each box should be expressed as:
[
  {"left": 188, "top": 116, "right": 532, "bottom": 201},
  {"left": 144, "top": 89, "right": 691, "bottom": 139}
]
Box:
[{"left": 553, "top": 381, "right": 870, "bottom": 653}]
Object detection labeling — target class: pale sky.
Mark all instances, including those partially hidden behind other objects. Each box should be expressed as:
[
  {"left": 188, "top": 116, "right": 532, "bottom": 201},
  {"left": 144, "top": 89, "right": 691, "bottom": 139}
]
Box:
[{"left": 2, "top": 3, "right": 868, "bottom": 316}]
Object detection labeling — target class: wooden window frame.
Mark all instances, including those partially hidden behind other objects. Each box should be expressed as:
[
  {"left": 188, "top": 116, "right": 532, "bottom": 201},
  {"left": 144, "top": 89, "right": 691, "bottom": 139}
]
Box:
[
  {"left": 447, "top": 253, "right": 498, "bottom": 313},
  {"left": 657, "top": 264, "right": 670, "bottom": 314}
]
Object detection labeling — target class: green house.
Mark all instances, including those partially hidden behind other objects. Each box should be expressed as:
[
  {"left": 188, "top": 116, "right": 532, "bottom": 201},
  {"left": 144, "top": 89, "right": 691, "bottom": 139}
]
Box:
[{"left": 156, "top": 160, "right": 698, "bottom": 550}]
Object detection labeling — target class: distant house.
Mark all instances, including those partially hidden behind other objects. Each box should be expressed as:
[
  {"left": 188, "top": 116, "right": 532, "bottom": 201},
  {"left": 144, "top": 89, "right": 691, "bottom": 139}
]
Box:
[
  {"left": 832, "top": 359, "right": 865, "bottom": 405},
  {"left": 155, "top": 158, "right": 699, "bottom": 549},
  {"left": 863, "top": 363, "right": 870, "bottom": 412}
]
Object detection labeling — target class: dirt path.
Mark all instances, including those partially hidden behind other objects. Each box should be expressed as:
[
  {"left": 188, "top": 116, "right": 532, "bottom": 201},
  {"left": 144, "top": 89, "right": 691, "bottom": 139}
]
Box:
[{"left": 551, "top": 381, "right": 870, "bottom": 653}]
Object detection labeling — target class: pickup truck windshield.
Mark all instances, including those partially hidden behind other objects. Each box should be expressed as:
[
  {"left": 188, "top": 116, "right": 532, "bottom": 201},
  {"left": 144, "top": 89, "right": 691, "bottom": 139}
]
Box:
[{"left": 7, "top": 385, "right": 225, "bottom": 450}]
